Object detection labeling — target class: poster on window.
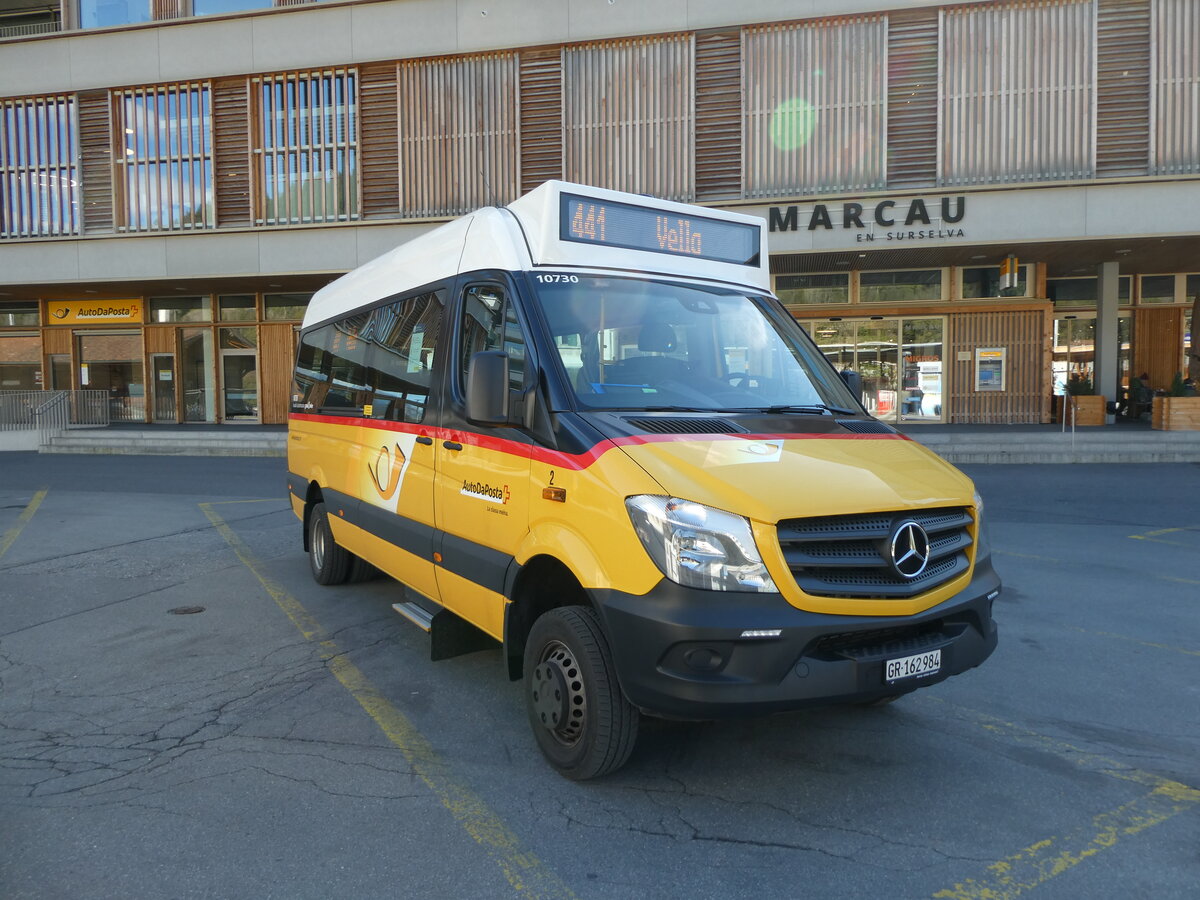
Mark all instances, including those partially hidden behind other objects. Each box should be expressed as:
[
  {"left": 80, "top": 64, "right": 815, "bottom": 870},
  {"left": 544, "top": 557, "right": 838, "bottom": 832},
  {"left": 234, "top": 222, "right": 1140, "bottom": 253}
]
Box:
[{"left": 975, "top": 347, "right": 1006, "bottom": 392}]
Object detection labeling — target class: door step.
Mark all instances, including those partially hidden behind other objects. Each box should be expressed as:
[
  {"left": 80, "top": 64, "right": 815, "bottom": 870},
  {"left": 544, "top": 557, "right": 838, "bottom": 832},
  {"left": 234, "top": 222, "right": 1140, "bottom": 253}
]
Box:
[
  {"left": 391, "top": 600, "right": 434, "bottom": 632},
  {"left": 391, "top": 597, "right": 499, "bottom": 659}
]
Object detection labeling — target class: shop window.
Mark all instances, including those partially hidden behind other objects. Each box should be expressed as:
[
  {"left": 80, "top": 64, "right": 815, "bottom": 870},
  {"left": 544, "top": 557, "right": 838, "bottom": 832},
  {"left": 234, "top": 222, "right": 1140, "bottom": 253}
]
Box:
[
  {"left": 219, "top": 326, "right": 257, "bottom": 349},
  {"left": 115, "top": 84, "right": 214, "bottom": 232},
  {"left": 0, "top": 333, "right": 42, "bottom": 389},
  {"left": 860, "top": 270, "right": 942, "bottom": 303},
  {"left": 1, "top": 302, "right": 40, "bottom": 326},
  {"left": 254, "top": 69, "right": 358, "bottom": 225},
  {"left": 1047, "top": 276, "right": 1131, "bottom": 308},
  {"left": 1139, "top": 274, "right": 1178, "bottom": 304},
  {"left": 78, "top": 331, "right": 143, "bottom": 421},
  {"left": 219, "top": 295, "right": 256, "bottom": 322},
  {"left": 775, "top": 274, "right": 849, "bottom": 308},
  {"left": 961, "top": 266, "right": 1030, "bottom": 299},
  {"left": 1, "top": 96, "right": 79, "bottom": 238},
  {"left": 264, "top": 293, "right": 310, "bottom": 321},
  {"left": 150, "top": 296, "right": 211, "bottom": 323}
]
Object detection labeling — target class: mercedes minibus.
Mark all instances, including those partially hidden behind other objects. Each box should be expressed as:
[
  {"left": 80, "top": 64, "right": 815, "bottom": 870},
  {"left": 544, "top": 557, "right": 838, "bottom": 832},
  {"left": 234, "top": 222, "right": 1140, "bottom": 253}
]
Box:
[{"left": 287, "top": 181, "right": 1000, "bottom": 779}]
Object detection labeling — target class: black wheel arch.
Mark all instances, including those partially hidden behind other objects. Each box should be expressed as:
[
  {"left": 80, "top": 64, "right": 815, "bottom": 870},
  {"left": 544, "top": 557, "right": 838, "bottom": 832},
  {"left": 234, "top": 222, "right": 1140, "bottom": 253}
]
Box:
[{"left": 503, "top": 555, "right": 593, "bottom": 681}]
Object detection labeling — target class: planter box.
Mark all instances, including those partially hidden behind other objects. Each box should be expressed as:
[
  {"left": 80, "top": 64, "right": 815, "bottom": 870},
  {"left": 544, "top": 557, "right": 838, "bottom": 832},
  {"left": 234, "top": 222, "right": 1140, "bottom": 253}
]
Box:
[
  {"left": 1055, "top": 395, "right": 1107, "bottom": 426},
  {"left": 1152, "top": 395, "right": 1200, "bottom": 430}
]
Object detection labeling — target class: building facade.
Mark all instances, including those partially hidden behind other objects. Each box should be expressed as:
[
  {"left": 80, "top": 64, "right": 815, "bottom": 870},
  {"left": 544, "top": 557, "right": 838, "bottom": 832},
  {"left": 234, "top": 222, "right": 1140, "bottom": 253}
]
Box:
[{"left": 1, "top": 0, "right": 1197, "bottom": 425}]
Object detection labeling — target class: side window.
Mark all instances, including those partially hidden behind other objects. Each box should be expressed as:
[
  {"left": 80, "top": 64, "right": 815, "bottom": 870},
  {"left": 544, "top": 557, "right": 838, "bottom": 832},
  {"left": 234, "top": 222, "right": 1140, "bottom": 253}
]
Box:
[
  {"left": 459, "top": 284, "right": 526, "bottom": 395},
  {"left": 294, "top": 322, "right": 368, "bottom": 415},
  {"left": 365, "top": 289, "right": 445, "bottom": 424},
  {"left": 292, "top": 289, "right": 445, "bottom": 422}
]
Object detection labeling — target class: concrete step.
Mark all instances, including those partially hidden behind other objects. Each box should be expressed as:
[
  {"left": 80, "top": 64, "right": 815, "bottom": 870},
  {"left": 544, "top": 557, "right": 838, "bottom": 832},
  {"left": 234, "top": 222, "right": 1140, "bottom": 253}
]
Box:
[
  {"left": 906, "top": 427, "right": 1200, "bottom": 464},
  {"left": 42, "top": 428, "right": 286, "bottom": 457}
]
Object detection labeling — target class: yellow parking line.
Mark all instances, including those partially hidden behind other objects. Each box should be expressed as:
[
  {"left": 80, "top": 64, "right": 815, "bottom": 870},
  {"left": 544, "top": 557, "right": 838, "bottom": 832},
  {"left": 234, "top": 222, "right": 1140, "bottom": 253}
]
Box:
[
  {"left": 200, "top": 502, "right": 575, "bottom": 900},
  {"left": 1128, "top": 525, "right": 1200, "bottom": 546},
  {"left": 933, "top": 780, "right": 1200, "bottom": 900},
  {"left": 929, "top": 702, "right": 1200, "bottom": 898},
  {"left": 0, "top": 488, "right": 47, "bottom": 560},
  {"left": 1069, "top": 626, "right": 1200, "bottom": 658}
]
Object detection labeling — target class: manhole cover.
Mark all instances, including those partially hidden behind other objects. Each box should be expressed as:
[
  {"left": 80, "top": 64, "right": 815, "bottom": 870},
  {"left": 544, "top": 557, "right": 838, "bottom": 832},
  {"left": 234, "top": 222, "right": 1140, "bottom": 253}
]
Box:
[{"left": 168, "top": 606, "right": 206, "bottom": 615}]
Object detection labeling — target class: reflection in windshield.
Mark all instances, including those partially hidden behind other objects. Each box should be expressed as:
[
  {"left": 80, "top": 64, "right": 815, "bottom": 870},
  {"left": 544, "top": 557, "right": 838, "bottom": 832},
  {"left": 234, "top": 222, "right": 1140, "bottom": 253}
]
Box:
[{"left": 532, "top": 275, "right": 858, "bottom": 413}]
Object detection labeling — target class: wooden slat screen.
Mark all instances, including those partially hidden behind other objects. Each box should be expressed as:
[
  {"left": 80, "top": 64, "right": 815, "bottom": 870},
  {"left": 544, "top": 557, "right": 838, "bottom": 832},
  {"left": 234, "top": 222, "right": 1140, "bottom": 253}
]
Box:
[
  {"left": 694, "top": 29, "right": 742, "bottom": 201},
  {"left": 744, "top": 18, "right": 886, "bottom": 197},
  {"left": 359, "top": 63, "right": 400, "bottom": 220},
  {"left": 399, "top": 53, "right": 520, "bottom": 217},
  {"left": 259, "top": 323, "right": 296, "bottom": 424},
  {"left": 212, "top": 78, "right": 251, "bottom": 228},
  {"left": 563, "top": 34, "right": 695, "bottom": 202},
  {"left": 1133, "top": 306, "right": 1185, "bottom": 391},
  {"left": 519, "top": 48, "right": 564, "bottom": 194},
  {"left": 144, "top": 326, "right": 175, "bottom": 354},
  {"left": 947, "top": 309, "right": 1048, "bottom": 424},
  {"left": 77, "top": 90, "right": 114, "bottom": 235},
  {"left": 886, "top": 8, "right": 939, "bottom": 188},
  {"left": 41, "top": 327, "right": 72, "bottom": 355},
  {"left": 1096, "top": 0, "right": 1150, "bottom": 177}
]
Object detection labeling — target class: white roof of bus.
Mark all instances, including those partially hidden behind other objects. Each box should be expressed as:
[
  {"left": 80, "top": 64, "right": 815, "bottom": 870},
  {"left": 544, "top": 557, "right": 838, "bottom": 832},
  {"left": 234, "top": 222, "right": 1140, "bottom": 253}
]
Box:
[{"left": 302, "top": 181, "right": 770, "bottom": 329}]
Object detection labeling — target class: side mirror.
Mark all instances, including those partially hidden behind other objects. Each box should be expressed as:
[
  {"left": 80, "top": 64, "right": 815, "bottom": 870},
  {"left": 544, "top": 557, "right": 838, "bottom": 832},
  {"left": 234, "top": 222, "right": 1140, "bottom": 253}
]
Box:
[
  {"left": 839, "top": 368, "right": 863, "bottom": 403},
  {"left": 465, "top": 350, "right": 511, "bottom": 426}
]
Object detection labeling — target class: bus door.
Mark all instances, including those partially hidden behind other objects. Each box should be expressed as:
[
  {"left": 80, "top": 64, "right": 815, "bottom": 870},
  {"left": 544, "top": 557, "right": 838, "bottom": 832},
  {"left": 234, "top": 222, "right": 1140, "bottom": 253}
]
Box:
[
  {"left": 433, "top": 280, "right": 533, "bottom": 640},
  {"left": 349, "top": 288, "right": 447, "bottom": 603}
]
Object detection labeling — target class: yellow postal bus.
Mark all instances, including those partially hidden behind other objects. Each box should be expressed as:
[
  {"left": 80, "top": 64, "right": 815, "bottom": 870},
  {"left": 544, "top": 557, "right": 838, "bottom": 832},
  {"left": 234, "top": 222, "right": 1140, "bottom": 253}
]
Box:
[{"left": 287, "top": 181, "right": 999, "bottom": 779}]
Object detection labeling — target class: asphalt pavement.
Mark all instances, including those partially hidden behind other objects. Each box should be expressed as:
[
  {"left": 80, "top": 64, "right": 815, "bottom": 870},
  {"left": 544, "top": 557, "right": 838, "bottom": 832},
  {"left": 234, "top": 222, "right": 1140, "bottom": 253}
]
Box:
[{"left": 1, "top": 452, "right": 1197, "bottom": 899}]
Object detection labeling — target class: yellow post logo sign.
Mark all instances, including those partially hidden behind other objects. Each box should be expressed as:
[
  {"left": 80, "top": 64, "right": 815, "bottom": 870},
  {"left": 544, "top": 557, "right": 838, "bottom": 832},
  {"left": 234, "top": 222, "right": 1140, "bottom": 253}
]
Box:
[{"left": 47, "top": 300, "right": 142, "bottom": 324}]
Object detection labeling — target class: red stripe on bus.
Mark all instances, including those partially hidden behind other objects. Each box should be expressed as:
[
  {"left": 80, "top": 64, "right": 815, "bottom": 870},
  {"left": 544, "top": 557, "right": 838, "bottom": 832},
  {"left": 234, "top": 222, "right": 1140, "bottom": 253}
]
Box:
[{"left": 288, "top": 413, "right": 912, "bottom": 472}]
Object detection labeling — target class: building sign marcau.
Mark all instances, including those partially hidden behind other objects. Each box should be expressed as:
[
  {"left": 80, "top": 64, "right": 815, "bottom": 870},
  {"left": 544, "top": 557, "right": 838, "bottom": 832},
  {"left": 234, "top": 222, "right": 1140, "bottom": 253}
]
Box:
[
  {"left": 769, "top": 196, "right": 967, "bottom": 243},
  {"left": 47, "top": 300, "right": 142, "bottom": 324}
]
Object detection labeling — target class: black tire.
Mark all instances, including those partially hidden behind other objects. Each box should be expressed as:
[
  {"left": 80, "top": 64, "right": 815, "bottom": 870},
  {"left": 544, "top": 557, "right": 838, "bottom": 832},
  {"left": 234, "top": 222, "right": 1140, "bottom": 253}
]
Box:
[
  {"left": 347, "top": 556, "right": 378, "bottom": 583},
  {"left": 308, "top": 502, "right": 351, "bottom": 585},
  {"left": 524, "top": 606, "right": 639, "bottom": 780}
]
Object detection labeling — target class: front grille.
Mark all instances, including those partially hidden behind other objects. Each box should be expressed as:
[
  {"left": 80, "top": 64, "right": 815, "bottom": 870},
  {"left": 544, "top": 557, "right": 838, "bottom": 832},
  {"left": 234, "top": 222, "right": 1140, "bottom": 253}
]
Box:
[
  {"left": 836, "top": 419, "right": 897, "bottom": 434},
  {"left": 623, "top": 416, "right": 744, "bottom": 435},
  {"left": 777, "top": 506, "right": 973, "bottom": 599}
]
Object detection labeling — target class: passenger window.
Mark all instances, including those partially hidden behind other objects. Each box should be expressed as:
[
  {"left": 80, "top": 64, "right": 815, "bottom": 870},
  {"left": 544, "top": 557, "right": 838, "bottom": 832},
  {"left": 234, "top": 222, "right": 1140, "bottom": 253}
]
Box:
[
  {"left": 365, "top": 289, "right": 444, "bottom": 423},
  {"left": 459, "top": 284, "right": 526, "bottom": 395},
  {"left": 292, "top": 289, "right": 445, "bottom": 423}
]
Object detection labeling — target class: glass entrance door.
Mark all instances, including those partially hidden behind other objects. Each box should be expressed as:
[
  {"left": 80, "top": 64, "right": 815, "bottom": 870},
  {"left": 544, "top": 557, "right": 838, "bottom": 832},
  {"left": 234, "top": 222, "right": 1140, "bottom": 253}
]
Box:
[
  {"left": 804, "top": 316, "right": 945, "bottom": 423},
  {"left": 220, "top": 352, "right": 259, "bottom": 421},
  {"left": 150, "top": 353, "right": 177, "bottom": 422}
]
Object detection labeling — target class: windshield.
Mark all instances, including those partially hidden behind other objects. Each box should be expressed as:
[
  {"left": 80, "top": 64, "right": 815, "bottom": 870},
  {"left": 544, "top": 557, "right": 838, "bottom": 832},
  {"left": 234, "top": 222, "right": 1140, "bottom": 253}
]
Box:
[{"left": 531, "top": 274, "right": 861, "bottom": 413}]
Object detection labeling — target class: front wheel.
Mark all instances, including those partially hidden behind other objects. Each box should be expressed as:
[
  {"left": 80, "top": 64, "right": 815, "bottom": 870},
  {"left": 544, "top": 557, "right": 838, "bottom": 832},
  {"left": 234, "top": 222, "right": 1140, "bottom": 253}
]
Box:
[
  {"left": 524, "top": 606, "right": 638, "bottom": 780},
  {"left": 308, "top": 501, "right": 351, "bottom": 585}
]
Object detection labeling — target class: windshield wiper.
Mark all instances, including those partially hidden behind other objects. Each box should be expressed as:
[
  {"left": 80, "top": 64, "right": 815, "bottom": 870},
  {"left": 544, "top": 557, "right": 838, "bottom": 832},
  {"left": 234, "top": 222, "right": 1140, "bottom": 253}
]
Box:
[{"left": 760, "top": 403, "right": 858, "bottom": 416}]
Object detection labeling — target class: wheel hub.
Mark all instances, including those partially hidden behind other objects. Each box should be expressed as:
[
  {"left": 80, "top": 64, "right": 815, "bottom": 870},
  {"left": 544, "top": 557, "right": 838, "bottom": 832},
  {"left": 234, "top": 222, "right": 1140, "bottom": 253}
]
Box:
[{"left": 530, "top": 642, "right": 586, "bottom": 745}]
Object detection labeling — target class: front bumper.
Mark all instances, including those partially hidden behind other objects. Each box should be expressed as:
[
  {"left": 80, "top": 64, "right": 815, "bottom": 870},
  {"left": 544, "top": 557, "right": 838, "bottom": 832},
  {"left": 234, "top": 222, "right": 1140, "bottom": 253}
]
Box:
[{"left": 592, "top": 557, "right": 1000, "bottom": 719}]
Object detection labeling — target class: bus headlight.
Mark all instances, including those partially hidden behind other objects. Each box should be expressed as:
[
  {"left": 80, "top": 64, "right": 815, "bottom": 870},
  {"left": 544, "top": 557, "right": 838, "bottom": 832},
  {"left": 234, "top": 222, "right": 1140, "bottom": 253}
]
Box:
[{"left": 626, "top": 496, "right": 779, "bottom": 593}]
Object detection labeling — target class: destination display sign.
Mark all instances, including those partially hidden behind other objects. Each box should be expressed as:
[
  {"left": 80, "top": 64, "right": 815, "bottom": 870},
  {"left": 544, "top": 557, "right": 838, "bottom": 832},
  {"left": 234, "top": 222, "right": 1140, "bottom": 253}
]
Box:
[{"left": 559, "top": 193, "right": 760, "bottom": 266}]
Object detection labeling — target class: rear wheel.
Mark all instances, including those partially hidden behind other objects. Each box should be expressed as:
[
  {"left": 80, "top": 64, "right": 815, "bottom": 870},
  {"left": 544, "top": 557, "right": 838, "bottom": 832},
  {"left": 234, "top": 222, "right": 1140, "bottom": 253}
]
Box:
[
  {"left": 524, "top": 606, "right": 638, "bottom": 780},
  {"left": 308, "top": 502, "right": 351, "bottom": 585}
]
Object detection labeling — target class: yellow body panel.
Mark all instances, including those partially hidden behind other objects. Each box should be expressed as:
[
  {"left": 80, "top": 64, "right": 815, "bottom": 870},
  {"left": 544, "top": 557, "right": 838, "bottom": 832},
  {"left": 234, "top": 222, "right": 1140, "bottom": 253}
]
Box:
[{"left": 292, "top": 414, "right": 979, "bottom": 623}]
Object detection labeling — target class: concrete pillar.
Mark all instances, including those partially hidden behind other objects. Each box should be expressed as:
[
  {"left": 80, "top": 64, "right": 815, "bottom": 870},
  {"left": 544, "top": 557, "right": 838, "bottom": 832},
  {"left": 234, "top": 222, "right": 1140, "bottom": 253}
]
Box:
[{"left": 1095, "top": 261, "right": 1120, "bottom": 425}]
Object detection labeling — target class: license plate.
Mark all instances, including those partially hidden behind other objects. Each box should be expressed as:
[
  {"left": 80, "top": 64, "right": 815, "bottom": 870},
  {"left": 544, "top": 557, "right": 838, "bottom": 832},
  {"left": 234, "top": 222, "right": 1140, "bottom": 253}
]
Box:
[{"left": 885, "top": 648, "right": 941, "bottom": 682}]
